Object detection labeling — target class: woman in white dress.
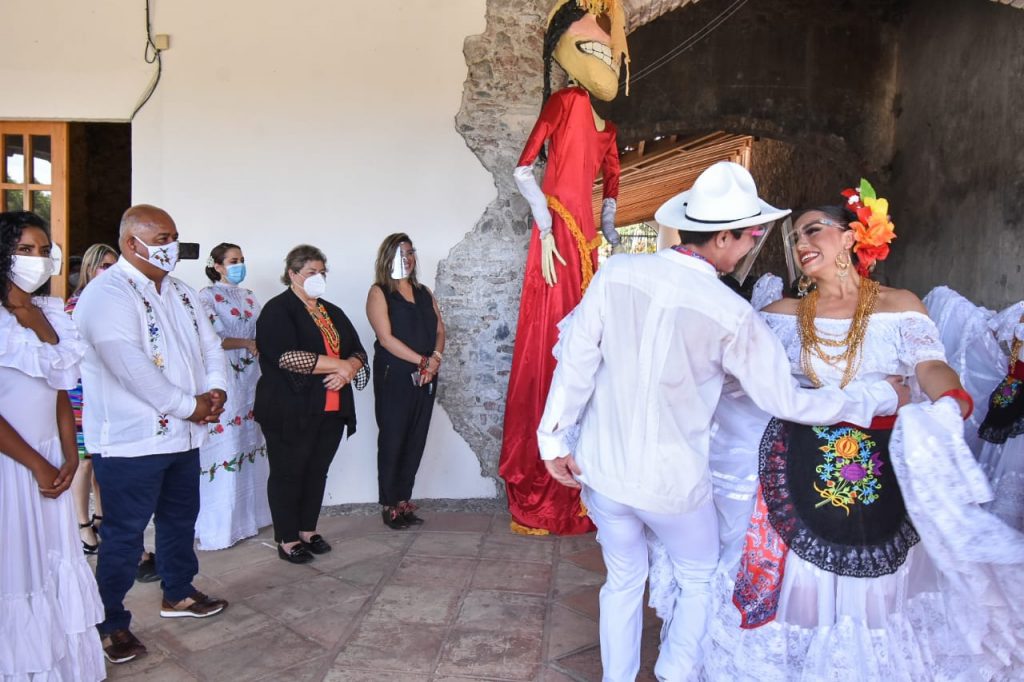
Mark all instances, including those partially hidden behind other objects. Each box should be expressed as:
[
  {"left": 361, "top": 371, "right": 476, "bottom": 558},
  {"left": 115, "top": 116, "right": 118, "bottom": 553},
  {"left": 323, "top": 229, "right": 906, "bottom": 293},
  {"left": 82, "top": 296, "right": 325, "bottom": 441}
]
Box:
[
  {"left": 195, "top": 242, "right": 271, "bottom": 550},
  {"left": 650, "top": 184, "right": 1024, "bottom": 680},
  {"left": 924, "top": 286, "right": 1024, "bottom": 531},
  {"left": 0, "top": 211, "right": 105, "bottom": 679}
]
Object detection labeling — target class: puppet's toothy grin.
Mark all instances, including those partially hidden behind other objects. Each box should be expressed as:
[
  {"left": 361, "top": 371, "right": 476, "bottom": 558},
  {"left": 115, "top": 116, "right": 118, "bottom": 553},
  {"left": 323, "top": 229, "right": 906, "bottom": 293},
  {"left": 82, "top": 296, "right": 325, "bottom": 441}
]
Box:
[{"left": 576, "top": 40, "right": 616, "bottom": 71}]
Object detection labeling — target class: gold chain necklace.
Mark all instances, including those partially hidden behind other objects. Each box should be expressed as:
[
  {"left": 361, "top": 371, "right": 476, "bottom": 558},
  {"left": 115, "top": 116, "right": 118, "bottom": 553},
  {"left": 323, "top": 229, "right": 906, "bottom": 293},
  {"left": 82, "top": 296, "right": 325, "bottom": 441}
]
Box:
[
  {"left": 798, "top": 279, "right": 879, "bottom": 388},
  {"left": 307, "top": 303, "right": 340, "bottom": 355}
]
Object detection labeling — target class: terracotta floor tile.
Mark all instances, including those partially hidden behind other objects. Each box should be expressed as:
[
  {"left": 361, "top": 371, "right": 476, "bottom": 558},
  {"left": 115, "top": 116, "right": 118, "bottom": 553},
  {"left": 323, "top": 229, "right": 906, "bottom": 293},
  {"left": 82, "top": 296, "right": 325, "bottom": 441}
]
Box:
[
  {"left": 148, "top": 602, "right": 276, "bottom": 655},
  {"left": 437, "top": 629, "right": 543, "bottom": 680},
  {"left": 415, "top": 511, "right": 494, "bottom": 533},
  {"left": 179, "top": 623, "right": 326, "bottom": 682},
  {"left": 281, "top": 595, "right": 368, "bottom": 648},
  {"left": 209, "top": 554, "right": 320, "bottom": 602},
  {"left": 389, "top": 554, "right": 477, "bottom": 588},
  {"left": 545, "top": 604, "right": 600, "bottom": 659},
  {"left": 479, "top": 532, "right": 557, "bottom": 563},
  {"left": 471, "top": 558, "right": 553, "bottom": 595},
  {"left": 552, "top": 558, "right": 606, "bottom": 598},
  {"left": 539, "top": 667, "right": 583, "bottom": 682},
  {"left": 455, "top": 589, "right": 546, "bottom": 634},
  {"left": 556, "top": 584, "right": 600, "bottom": 620},
  {"left": 325, "top": 669, "right": 431, "bottom": 682},
  {"left": 363, "top": 583, "right": 462, "bottom": 625},
  {"left": 331, "top": 621, "right": 447, "bottom": 674},
  {"left": 105, "top": 660, "right": 198, "bottom": 682},
  {"left": 195, "top": 536, "right": 278, "bottom": 577},
  {"left": 103, "top": 637, "right": 176, "bottom": 680},
  {"left": 562, "top": 546, "right": 605, "bottom": 573},
  {"left": 244, "top": 573, "right": 370, "bottom": 622},
  {"left": 406, "top": 531, "right": 484, "bottom": 558}
]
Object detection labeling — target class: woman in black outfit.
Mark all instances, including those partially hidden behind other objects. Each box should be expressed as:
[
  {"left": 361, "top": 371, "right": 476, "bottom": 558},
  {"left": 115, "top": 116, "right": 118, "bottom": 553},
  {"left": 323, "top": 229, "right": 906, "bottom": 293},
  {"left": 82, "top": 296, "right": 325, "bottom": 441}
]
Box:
[
  {"left": 255, "top": 245, "right": 368, "bottom": 563},
  {"left": 366, "top": 234, "right": 445, "bottom": 529}
]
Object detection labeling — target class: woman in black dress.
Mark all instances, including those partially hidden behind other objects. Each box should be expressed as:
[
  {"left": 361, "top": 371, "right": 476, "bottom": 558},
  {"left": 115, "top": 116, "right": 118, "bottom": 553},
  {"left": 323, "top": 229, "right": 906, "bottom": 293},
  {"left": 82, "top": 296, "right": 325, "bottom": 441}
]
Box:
[
  {"left": 255, "top": 244, "right": 368, "bottom": 563},
  {"left": 366, "top": 234, "right": 445, "bottom": 529}
]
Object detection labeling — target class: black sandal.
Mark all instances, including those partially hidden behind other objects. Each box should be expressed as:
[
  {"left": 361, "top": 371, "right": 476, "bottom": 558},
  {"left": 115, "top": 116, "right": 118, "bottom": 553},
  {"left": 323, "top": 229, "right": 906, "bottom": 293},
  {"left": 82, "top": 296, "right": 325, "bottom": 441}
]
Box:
[{"left": 79, "top": 522, "right": 99, "bottom": 554}]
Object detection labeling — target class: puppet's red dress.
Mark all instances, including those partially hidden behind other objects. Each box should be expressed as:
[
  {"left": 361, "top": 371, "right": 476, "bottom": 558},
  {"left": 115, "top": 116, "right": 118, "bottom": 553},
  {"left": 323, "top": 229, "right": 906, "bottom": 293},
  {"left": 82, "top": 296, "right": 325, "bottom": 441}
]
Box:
[{"left": 499, "top": 86, "right": 620, "bottom": 535}]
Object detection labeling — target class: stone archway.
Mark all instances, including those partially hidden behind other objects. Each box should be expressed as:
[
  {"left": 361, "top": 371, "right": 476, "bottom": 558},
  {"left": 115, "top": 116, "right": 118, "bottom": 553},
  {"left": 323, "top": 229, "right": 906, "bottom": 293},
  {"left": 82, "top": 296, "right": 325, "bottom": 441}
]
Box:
[{"left": 438, "top": 0, "right": 1024, "bottom": 487}]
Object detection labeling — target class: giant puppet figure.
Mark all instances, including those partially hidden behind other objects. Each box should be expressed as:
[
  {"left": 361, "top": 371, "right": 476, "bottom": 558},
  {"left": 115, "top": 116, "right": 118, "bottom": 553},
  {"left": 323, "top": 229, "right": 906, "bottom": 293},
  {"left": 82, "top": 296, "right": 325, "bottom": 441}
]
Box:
[{"left": 499, "top": 0, "right": 629, "bottom": 535}]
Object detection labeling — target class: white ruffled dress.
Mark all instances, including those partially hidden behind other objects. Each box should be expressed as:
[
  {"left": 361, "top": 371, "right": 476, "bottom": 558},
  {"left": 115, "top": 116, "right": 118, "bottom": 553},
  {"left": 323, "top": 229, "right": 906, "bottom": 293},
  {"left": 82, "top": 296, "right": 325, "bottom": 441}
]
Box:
[
  {"left": 649, "top": 304, "right": 1024, "bottom": 681},
  {"left": 0, "top": 297, "right": 106, "bottom": 681},
  {"left": 924, "top": 286, "right": 1024, "bottom": 532}
]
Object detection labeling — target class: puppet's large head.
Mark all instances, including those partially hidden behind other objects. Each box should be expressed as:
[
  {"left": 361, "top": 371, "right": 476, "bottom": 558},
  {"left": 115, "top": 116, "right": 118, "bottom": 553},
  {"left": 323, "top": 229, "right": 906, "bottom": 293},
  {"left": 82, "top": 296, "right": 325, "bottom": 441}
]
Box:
[{"left": 544, "top": 0, "right": 630, "bottom": 103}]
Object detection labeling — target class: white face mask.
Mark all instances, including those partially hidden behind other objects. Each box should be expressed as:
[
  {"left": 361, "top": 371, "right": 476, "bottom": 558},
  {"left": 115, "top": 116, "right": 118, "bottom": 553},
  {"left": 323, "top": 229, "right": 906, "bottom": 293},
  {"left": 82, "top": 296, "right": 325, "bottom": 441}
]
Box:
[
  {"left": 10, "top": 255, "right": 55, "bottom": 293},
  {"left": 134, "top": 236, "right": 179, "bottom": 272},
  {"left": 302, "top": 273, "right": 327, "bottom": 299}
]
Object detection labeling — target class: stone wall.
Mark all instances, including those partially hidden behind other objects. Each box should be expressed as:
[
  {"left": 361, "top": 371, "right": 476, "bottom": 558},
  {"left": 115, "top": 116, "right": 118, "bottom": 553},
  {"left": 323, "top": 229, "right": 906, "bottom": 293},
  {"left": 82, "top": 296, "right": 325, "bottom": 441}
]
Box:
[
  {"left": 888, "top": 0, "right": 1024, "bottom": 308},
  {"left": 437, "top": 0, "right": 550, "bottom": 485}
]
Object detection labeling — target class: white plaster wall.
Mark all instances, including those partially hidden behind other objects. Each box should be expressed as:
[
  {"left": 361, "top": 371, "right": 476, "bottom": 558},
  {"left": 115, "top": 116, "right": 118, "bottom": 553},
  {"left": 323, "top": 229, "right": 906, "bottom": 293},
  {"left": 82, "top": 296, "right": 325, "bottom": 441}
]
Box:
[{"left": 0, "top": 0, "right": 498, "bottom": 502}]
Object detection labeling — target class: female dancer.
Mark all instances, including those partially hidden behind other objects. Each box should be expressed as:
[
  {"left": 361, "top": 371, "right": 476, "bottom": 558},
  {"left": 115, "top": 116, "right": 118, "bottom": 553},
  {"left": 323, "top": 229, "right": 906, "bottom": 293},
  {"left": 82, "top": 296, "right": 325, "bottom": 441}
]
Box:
[{"left": 650, "top": 182, "right": 1024, "bottom": 680}]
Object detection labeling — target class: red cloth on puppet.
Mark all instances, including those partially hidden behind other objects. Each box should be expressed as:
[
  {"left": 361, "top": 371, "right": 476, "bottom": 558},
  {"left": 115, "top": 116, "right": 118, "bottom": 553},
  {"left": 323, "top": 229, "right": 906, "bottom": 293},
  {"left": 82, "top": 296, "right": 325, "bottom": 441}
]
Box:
[{"left": 498, "top": 86, "right": 620, "bottom": 535}]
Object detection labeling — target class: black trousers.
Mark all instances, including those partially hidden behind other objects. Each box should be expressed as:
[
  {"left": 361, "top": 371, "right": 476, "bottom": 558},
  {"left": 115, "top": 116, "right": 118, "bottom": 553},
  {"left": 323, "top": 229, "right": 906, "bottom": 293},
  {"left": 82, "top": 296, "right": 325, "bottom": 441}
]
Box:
[
  {"left": 374, "top": 360, "right": 436, "bottom": 506},
  {"left": 264, "top": 413, "right": 345, "bottom": 543}
]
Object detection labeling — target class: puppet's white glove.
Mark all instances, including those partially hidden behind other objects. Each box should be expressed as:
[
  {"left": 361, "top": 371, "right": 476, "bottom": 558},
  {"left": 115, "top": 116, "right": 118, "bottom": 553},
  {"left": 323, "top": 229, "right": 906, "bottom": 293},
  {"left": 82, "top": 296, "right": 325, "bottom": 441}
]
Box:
[
  {"left": 541, "top": 232, "right": 567, "bottom": 287},
  {"left": 513, "top": 164, "right": 552, "bottom": 236},
  {"left": 601, "top": 198, "right": 622, "bottom": 254}
]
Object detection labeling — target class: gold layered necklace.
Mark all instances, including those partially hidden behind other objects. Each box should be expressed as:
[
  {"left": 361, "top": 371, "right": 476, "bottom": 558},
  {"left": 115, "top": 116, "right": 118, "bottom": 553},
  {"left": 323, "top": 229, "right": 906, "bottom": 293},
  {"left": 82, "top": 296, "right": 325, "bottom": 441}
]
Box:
[{"left": 798, "top": 278, "right": 879, "bottom": 388}]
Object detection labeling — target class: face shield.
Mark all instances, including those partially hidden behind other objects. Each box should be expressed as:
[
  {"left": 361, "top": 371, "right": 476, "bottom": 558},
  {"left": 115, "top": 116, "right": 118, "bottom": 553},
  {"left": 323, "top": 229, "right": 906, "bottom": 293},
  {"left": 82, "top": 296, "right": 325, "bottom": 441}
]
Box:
[{"left": 731, "top": 220, "right": 779, "bottom": 287}]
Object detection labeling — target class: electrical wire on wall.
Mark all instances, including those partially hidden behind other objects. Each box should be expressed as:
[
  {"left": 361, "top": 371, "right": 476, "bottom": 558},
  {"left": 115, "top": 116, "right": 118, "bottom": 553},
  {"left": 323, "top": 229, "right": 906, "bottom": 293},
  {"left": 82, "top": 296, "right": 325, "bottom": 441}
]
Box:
[
  {"left": 628, "top": 0, "right": 750, "bottom": 86},
  {"left": 131, "top": 0, "right": 164, "bottom": 120}
]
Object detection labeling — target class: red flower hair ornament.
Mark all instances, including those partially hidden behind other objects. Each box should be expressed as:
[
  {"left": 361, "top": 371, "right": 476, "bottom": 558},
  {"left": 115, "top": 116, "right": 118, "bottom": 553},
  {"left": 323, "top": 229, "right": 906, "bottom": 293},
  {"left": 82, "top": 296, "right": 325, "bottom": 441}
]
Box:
[{"left": 840, "top": 179, "right": 896, "bottom": 278}]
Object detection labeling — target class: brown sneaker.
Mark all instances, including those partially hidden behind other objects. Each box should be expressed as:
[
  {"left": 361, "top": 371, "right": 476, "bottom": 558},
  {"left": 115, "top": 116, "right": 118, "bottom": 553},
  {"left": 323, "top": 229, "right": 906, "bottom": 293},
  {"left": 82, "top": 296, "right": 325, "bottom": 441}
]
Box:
[
  {"left": 160, "top": 590, "right": 229, "bottom": 619},
  {"left": 102, "top": 628, "right": 147, "bottom": 663}
]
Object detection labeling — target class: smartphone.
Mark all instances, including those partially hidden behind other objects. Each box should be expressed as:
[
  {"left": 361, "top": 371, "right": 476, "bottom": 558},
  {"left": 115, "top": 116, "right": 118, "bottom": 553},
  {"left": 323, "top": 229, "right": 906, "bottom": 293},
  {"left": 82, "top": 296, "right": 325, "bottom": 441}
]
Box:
[{"left": 178, "top": 242, "right": 201, "bottom": 260}]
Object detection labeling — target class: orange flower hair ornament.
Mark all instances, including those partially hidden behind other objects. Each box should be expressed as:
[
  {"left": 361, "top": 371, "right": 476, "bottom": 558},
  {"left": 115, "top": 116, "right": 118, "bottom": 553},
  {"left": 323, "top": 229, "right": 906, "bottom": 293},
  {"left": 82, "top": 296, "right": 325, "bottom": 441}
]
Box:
[{"left": 840, "top": 179, "right": 896, "bottom": 278}]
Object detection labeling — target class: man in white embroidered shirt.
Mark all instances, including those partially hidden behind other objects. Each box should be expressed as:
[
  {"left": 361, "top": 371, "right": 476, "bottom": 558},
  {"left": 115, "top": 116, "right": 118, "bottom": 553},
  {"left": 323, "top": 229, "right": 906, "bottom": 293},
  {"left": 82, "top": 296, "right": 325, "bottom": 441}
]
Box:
[
  {"left": 75, "top": 205, "right": 229, "bottom": 664},
  {"left": 536, "top": 162, "right": 909, "bottom": 682}
]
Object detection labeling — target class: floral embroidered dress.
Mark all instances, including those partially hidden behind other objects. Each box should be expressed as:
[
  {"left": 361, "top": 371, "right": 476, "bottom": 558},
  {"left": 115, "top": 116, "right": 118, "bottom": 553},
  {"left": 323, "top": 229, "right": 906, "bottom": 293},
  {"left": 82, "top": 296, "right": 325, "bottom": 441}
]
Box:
[
  {"left": 0, "top": 298, "right": 105, "bottom": 681},
  {"left": 196, "top": 283, "right": 270, "bottom": 550},
  {"left": 648, "top": 302, "right": 1024, "bottom": 681}
]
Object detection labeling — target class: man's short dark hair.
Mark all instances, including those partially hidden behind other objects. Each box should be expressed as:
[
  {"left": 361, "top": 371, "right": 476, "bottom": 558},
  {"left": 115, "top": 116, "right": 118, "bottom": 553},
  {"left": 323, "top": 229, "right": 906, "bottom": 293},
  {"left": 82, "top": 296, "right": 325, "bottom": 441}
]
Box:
[{"left": 677, "top": 228, "right": 746, "bottom": 246}]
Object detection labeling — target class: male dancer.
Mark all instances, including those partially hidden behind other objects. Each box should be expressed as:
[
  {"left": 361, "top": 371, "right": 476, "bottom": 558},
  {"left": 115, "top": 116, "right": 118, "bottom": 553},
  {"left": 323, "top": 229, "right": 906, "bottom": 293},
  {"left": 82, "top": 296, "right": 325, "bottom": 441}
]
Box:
[{"left": 537, "top": 162, "right": 909, "bottom": 681}]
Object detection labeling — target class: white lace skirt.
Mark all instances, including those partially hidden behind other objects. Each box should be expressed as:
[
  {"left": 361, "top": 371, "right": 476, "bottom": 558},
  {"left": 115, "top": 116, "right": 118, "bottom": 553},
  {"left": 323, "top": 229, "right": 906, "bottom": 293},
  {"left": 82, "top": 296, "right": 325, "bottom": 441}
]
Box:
[{"left": 702, "top": 549, "right": 1003, "bottom": 682}]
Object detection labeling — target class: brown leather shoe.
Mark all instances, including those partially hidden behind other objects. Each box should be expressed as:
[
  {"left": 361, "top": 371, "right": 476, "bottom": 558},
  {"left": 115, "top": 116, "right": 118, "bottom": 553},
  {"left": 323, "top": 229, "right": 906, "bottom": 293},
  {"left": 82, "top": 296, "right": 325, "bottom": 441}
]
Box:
[
  {"left": 102, "top": 628, "right": 147, "bottom": 663},
  {"left": 160, "top": 590, "right": 228, "bottom": 618}
]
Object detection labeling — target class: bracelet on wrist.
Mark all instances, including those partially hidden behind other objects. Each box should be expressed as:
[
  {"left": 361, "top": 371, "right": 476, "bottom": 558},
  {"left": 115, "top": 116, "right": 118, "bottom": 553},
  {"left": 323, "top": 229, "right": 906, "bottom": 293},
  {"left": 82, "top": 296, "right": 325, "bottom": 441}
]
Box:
[
  {"left": 418, "top": 356, "right": 428, "bottom": 370},
  {"left": 938, "top": 388, "right": 974, "bottom": 420},
  {"left": 431, "top": 350, "right": 443, "bottom": 362}
]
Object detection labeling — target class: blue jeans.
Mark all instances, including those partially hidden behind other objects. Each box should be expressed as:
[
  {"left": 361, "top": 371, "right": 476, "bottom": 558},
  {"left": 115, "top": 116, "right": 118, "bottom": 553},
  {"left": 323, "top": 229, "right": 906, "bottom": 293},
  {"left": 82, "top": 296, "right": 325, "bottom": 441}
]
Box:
[{"left": 92, "top": 449, "right": 201, "bottom": 634}]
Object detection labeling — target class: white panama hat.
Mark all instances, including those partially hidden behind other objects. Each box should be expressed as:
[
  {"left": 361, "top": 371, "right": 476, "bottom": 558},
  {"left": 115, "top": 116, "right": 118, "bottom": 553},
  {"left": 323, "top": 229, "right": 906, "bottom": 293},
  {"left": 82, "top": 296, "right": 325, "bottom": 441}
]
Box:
[{"left": 654, "top": 161, "right": 791, "bottom": 232}]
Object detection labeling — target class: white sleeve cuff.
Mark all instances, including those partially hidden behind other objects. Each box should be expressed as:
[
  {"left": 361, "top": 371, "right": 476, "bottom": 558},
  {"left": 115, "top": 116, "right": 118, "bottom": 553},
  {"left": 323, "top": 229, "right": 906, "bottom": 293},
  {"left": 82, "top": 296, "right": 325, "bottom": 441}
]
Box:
[
  {"left": 169, "top": 394, "right": 197, "bottom": 421},
  {"left": 869, "top": 380, "right": 898, "bottom": 416},
  {"left": 537, "top": 430, "right": 568, "bottom": 461}
]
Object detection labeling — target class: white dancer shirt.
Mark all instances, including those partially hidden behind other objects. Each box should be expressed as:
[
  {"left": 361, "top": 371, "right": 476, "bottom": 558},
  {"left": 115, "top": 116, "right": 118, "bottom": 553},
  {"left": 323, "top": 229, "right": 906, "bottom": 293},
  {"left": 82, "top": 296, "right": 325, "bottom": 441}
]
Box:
[
  {"left": 74, "top": 257, "right": 227, "bottom": 457},
  {"left": 537, "top": 249, "right": 898, "bottom": 515}
]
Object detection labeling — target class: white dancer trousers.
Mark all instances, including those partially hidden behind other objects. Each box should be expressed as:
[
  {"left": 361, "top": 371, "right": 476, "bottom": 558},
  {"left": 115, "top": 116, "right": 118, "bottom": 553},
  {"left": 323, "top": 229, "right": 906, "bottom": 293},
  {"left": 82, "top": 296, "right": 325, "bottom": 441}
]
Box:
[{"left": 584, "top": 487, "right": 719, "bottom": 682}]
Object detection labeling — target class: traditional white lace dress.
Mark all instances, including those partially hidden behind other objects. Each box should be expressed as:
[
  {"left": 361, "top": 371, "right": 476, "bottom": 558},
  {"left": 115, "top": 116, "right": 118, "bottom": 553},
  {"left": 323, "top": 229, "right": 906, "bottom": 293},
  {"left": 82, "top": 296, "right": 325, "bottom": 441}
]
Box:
[
  {"left": 649, "top": 302, "right": 1024, "bottom": 681},
  {"left": 195, "top": 283, "right": 271, "bottom": 550},
  {"left": 924, "top": 286, "right": 1024, "bottom": 532},
  {"left": 0, "top": 297, "right": 105, "bottom": 681}
]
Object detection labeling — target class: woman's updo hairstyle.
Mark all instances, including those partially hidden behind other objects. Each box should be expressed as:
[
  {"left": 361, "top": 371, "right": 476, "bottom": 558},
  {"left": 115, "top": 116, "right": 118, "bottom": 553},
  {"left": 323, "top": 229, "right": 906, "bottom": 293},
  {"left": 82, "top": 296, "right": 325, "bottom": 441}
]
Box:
[{"left": 205, "top": 242, "right": 241, "bottom": 283}]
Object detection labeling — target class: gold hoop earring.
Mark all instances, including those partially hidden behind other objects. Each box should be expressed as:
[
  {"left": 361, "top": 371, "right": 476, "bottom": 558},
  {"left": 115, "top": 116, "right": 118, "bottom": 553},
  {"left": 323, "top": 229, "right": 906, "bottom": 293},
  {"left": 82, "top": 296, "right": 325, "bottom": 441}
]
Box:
[
  {"left": 835, "top": 252, "right": 851, "bottom": 279},
  {"left": 797, "top": 275, "right": 814, "bottom": 297}
]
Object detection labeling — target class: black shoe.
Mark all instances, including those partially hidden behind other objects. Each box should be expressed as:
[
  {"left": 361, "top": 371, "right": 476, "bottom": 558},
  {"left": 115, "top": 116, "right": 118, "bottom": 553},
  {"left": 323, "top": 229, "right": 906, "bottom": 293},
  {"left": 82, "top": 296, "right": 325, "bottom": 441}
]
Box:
[
  {"left": 401, "top": 511, "right": 425, "bottom": 526},
  {"left": 300, "top": 534, "right": 331, "bottom": 554},
  {"left": 382, "top": 507, "right": 409, "bottom": 530},
  {"left": 278, "top": 543, "right": 314, "bottom": 564},
  {"left": 136, "top": 553, "right": 160, "bottom": 583},
  {"left": 80, "top": 522, "right": 99, "bottom": 555}
]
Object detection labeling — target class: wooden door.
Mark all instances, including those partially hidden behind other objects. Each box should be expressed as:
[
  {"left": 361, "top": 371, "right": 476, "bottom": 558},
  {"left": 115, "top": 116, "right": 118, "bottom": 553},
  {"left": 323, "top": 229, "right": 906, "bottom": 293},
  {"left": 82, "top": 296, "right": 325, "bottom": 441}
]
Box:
[{"left": 1, "top": 122, "right": 69, "bottom": 297}]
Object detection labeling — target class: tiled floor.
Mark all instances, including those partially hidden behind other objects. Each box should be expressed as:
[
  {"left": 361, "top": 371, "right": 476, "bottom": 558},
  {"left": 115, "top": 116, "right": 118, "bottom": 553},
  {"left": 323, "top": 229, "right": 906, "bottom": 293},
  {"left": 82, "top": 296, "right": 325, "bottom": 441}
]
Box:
[{"left": 101, "top": 510, "right": 662, "bottom": 681}]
